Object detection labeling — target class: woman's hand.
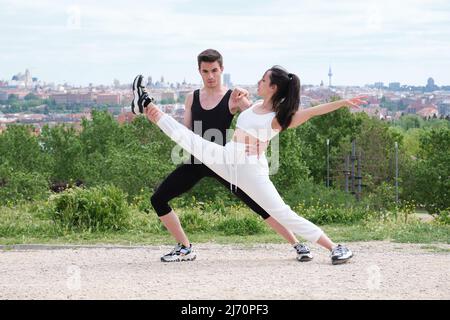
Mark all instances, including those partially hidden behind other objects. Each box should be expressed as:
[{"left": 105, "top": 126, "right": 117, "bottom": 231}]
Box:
[
  {"left": 231, "top": 87, "right": 249, "bottom": 104},
  {"left": 344, "top": 95, "right": 368, "bottom": 110},
  {"left": 289, "top": 95, "right": 369, "bottom": 129},
  {"left": 230, "top": 87, "right": 252, "bottom": 113}
]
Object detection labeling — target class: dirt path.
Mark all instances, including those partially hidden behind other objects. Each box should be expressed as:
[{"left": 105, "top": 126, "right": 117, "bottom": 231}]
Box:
[{"left": 0, "top": 241, "right": 449, "bottom": 300}]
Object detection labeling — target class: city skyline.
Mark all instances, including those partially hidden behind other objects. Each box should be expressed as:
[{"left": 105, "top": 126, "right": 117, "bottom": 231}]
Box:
[
  {"left": 2, "top": 67, "right": 447, "bottom": 89},
  {"left": 1, "top": 0, "right": 450, "bottom": 87}
]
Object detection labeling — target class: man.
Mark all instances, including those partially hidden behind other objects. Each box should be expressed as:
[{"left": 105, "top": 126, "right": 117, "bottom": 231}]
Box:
[{"left": 138, "top": 49, "right": 312, "bottom": 262}]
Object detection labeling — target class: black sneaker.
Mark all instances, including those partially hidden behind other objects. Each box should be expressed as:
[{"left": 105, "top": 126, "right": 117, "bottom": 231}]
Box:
[
  {"left": 160, "top": 243, "right": 196, "bottom": 262},
  {"left": 293, "top": 243, "right": 313, "bottom": 262},
  {"left": 331, "top": 244, "right": 353, "bottom": 265},
  {"left": 131, "top": 74, "right": 154, "bottom": 114}
]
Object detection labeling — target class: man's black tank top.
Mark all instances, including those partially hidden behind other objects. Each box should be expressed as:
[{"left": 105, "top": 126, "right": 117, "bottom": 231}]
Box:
[
  {"left": 189, "top": 89, "right": 233, "bottom": 164},
  {"left": 191, "top": 89, "right": 234, "bottom": 146}
]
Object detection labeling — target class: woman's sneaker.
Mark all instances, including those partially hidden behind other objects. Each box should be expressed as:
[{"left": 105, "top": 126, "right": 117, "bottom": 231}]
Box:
[
  {"left": 160, "top": 243, "right": 197, "bottom": 262},
  {"left": 331, "top": 244, "right": 353, "bottom": 265},
  {"left": 131, "top": 74, "right": 155, "bottom": 114},
  {"left": 293, "top": 243, "right": 313, "bottom": 262}
]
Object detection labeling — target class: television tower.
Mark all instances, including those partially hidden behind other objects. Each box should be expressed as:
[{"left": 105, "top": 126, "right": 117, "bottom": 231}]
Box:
[{"left": 328, "top": 66, "right": 333, "bottom": 87}]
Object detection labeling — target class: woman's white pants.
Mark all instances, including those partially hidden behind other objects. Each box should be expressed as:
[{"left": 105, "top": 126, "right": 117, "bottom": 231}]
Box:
[{"left": 157, "top": 114, "right": 324, "bottom": 243}]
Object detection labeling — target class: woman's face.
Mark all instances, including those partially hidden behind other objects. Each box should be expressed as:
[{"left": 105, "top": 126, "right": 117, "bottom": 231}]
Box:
[{"left": 257, "top": 71, "right": 276, "bottom": 98}]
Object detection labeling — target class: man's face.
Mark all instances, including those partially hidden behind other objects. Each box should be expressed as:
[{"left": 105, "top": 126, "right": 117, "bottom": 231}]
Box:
[{"left": 199, "top": 61, "right": 223, "bottom": 88}]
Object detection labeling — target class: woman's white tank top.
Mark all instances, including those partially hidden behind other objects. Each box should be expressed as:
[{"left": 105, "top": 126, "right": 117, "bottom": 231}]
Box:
[{"left": 235, "top": 103, "right": 279, "bottom": 142}]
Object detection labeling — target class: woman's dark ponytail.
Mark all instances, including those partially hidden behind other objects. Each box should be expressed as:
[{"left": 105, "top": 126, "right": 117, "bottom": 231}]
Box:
[{"left": 268, "top": 66, "right": 300, "bottom": 130}]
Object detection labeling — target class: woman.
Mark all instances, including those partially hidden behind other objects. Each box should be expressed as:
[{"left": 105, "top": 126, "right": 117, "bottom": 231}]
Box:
[{"left": 134, "top": 66, "right": 366, "bottom": 265}]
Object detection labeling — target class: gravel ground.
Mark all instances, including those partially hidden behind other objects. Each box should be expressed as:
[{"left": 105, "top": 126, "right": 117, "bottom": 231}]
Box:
[{"left": 0, "top": 241, "right": 449, "bottom": 300}]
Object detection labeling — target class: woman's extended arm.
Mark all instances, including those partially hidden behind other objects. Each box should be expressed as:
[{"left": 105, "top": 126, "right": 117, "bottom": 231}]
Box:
[{"left": 288, "top": 96, "right": 367, "bottom": 129}]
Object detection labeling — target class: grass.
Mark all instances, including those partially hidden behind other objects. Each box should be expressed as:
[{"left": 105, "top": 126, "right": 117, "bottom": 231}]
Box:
[
  {"left": 0, "top": 221, "right": 448, "bottom": 247},
  {"left": 0, "top": 202, "right": 449, "bottom": 246}
]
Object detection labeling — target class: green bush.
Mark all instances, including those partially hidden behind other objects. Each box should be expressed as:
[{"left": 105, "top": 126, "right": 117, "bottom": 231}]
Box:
[
  {"left": 0, "top": 165, "right": 49, "bottom": 205},
  {"left": 362, "top": 181, "right": 398, "bottom": 212},
  {"left": 126, "top": 206, "right": 167, "bottom": 234},
  {"left": 435, "top": 209, "right": 450, "bottom": 225},
  {"left": 282, "top": 179, "right": 356, "bottom": 208},
  {"left": 131, "top": 190, "right": 154, "bottom": 214},
  {"left": 46, "top": 185, "right": 130, "bottom": 232},
  {"left": 0, "top": 201, "right": 61, "bottom": 237},
  {"left": 179, "top": 210, "right": 211, "bottom": 233},
  {"left": 295, "top": 202, "right": 368, "bottom": 225},
  {"left": 216, "top": 215, "right": 265, "bottom": 235}
]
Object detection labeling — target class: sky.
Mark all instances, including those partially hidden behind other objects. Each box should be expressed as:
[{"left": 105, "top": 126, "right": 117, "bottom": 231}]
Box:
[{"left": 1, "top": 0, "right": 449, "bottom": 87}]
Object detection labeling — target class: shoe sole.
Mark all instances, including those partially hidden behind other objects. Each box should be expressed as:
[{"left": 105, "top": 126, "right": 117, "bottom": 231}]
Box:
[
  {"left": 131, "top": 75, "right": 143, "bottom": 114},
  {"left": 161, "top": 253, "right": 197, "bottom": 263},
  {"left": 332, "top": 254, "right": 353, "bottom": 265},
  {"left": 297, "top": 254, "right": 313, "bottom": 262}
]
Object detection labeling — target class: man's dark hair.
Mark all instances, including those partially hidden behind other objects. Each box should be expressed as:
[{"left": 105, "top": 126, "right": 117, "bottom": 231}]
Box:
[{"left": 197, "top": 49, "right": 223, "bottom": 68}]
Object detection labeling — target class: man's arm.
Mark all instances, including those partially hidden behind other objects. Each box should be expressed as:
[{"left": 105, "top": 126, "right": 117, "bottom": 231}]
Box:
[{"left": 183, "top": 92, "right": 194, "bottom": 129}]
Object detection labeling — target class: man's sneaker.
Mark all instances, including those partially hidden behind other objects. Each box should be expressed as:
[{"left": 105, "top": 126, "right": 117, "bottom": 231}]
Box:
[
  {"left": 131, "top": 74, "right": 154, "bottom": 114},
  {"left": 293, "top": 243, "right": 313, "bottom": 262},
  {"left": 331, "top": 244, "right": 353, "bottom": 265},
  {"left": 160, "top": 243, "right": 196, "bottom": 262}
]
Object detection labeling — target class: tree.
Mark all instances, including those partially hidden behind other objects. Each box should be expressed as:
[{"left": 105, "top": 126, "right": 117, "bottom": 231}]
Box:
[
  {"left": 0, "top": 125, "right": 50, "bottom": 203},
  {"left": 7, "top": 94, "right": 19, "bottom": 102},
  {"left": 404, "top": 127, "right": 450, "bottom": 214},
  {"left": 39, "top": 124, "right": 85, "bottom": 183},
  {"left": 24, "top": 93, "right": 39, "bottom": 100},
  {"left": 350, "top": 114, "right": 403, "bottom": 193},
  {"left": 270, "top": 127, "right": 311, "bottom": 192},
  {"left": 396, "top": 115, "right": 423, "bottom": 130},
  {"left": 295, "top": 103, "right": 363, "bottom": 184},
  {"left": 0, "top": 125, "right": 48, "bottom": 174}
]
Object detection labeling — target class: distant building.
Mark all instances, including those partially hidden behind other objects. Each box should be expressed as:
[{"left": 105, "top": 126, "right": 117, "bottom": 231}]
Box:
[
  {"left": 374, "top": 82, "right": 384, "bottom": 89},
  {"left": 300, "top": 95, "right": 314, "bottom": 107},
  {"left": 178, "top": 90, "right": 192, "bottom": 102},
  {"left": 417, "top": 106, "right": 438, "bottom": 118},
  {"left": 389, "top": 82, "right": 401, "bottom": 91},
  {"left": 96, "top": 93, "right": 121, "bottom": 105},
  {"left": 121, "top": 92, "right": 134, "bottom": 106},
  {"left": 437, "top": 100, "right": 450, "bottom": 116},
  {"left": 425, "top": 77, "right": 438, "bottom": 92},
  {"left": 0, "top": 89, "right": 30, "bottom": 100},
  {"left": 50, "top": 92, "right": 95, "bottom": 104},
  {"left": 24, "top": 69, "right": 32, "bottom": 88},
  {"left": 223, "top": 73, "right": 232, "bottom": 88},
  {"left": 328, "top": 66, "right": 333, "bottom": 87},
  {"left": 161, "top": 91, "right": 176, "bottom": 102},
  {"left": 10, "top": 69, "right": 36, "bottom": 88}
]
